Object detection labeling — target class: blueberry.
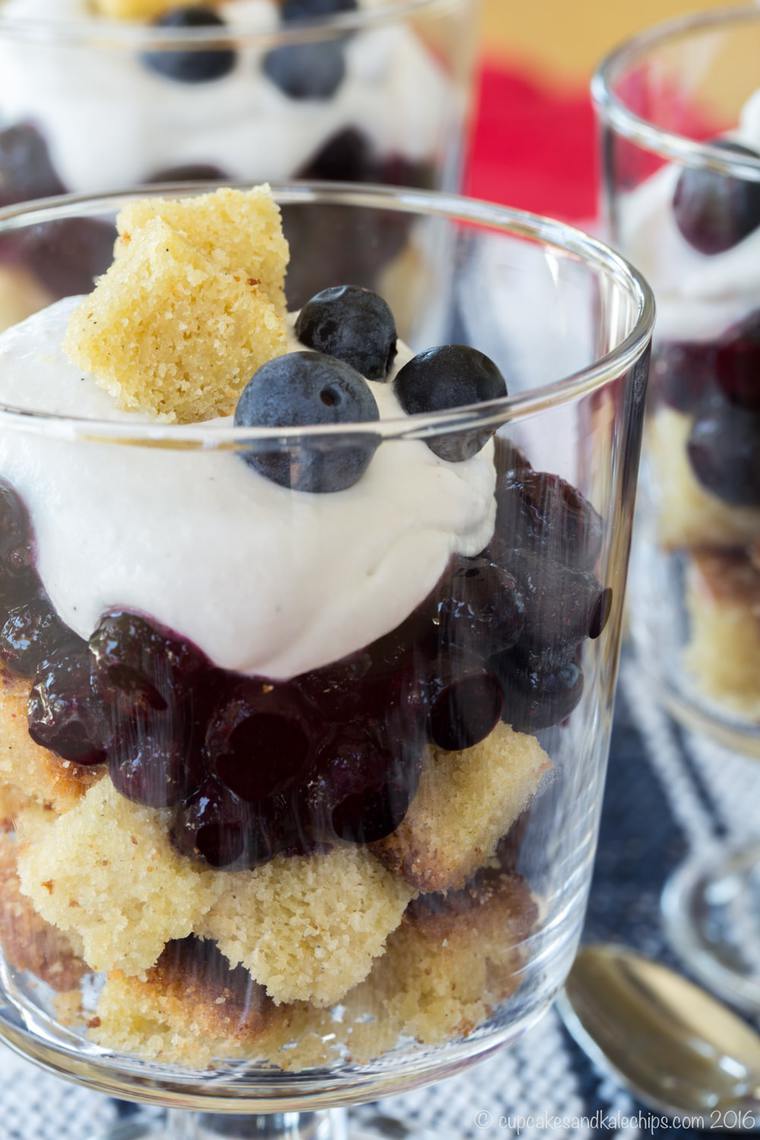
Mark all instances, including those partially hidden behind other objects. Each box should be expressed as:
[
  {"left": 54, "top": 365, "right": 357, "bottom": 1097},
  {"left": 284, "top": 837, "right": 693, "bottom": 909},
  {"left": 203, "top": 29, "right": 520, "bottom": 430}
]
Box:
[
  {"left": 0, "top": 123, "right": 65, "bottom": 209},
  {"left": 415, "top": 656, "right": 503, "bottom": 752},
  {"left": 296, "top": 650, "right": 372, "bottom": 724},
  {"left": 263, "top": 41, "right": 345, "bottom": 101},
  {"left": 713, "top": 309, "right": 760, "bottom": 410},
  {"left": 146, "top": 163, "right": 227, "bottom": 184},
  {"left": 142, "top": 7, "right": 236, "bottom": 84},
  {"left": 673, "top": 139, "right": 760, "bottom": 255},
  {"left": 281, "top": 0, "right": 358, "bottom": 19},
  {"left": 171, "top": 777, "right": 251, "bottom": 869},
  {"left": 0, "top": 480, "right": 35, "bottom": 582},
  {"left": 507, "top": 550, "right": 610, "bottom": 651},
  {"left": 491, "top": 649, "right": 584, "bottom": 733},
  {"left": 394, "top": 345, "right": 507, "bottom": 462},
  {"left": 28, "top": 647, "right": 106, "bottom": 766},
  {"left": 25, "top": 219, "right": 116, "bottom": 300},
  {"left": 494, "top": 470, "right": 604, "bottom": 571},
  {"left": 432, "top": 556, "right": 525, "bottom": 658},
  {"left": 651, "top": 339, "right": 715, "bottom": 414},
  {"left": 307, "top": 720, "right": 418, "bottom": 844},
  {"left": 206, "top": 681, "right": 318, "bottom": 803},
  {"left": 89, "top": 612, "right": 206, "bottom": 713},
  {"left": 295, "top": 286, "right": 397, "bottom": 381},
  {"left": 297, "top": 128, "right": 373, "bottom": 182},
  {"left": 0, "top": 596, "right": 76, "bottom": 677},
  {"left": 687, "top": 390, "right": 760, "bottom": 506},
  {"left": 108, "top": 728, "right": 195, "bottom": 808},
  {"left": 234, "top": 351, "right": 380, "bottom": 492}
]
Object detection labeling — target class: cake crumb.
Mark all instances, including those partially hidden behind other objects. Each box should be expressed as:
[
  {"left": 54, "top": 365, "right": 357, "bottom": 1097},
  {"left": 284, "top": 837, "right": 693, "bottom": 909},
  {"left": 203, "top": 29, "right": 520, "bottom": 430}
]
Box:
[{"left": 65, "top": 187, "right": 289, "bottom": 424}]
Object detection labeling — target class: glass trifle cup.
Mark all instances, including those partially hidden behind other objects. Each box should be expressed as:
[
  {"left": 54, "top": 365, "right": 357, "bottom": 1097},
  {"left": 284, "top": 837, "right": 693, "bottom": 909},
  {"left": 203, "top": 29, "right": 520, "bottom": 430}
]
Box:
[
  {"left": 0, "top": 0, "right": 479, "bottom": 327},
  {"left": 593, "top": 6, "right": 760, "bottom": 1014},
  {"left": 0, "top": 183, "right": 653, "bottom": 1139}
]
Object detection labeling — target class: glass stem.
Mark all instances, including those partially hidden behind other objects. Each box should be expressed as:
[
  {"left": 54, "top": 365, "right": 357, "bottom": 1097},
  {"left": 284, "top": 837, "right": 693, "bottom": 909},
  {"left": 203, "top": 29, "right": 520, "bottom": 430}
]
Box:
[{"left": 164, "top": 1110, "right": 348, "bottom": 1140}]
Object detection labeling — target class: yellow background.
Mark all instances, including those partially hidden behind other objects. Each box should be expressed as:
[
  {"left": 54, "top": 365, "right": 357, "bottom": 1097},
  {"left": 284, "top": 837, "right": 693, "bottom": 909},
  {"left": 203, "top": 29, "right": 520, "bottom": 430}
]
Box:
[{"left": 481, "top": 0, "right": 739, "bottom": 84}]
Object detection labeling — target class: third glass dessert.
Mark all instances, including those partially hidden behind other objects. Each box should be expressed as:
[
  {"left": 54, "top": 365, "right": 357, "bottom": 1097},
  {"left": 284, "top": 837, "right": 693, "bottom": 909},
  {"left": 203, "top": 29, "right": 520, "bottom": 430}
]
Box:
[
  {"left": 594, "top": 6, "right": 760, "bottom": 1016},
  {"left": 0, "top": 183, "right": 652, "bottom": 1135}
]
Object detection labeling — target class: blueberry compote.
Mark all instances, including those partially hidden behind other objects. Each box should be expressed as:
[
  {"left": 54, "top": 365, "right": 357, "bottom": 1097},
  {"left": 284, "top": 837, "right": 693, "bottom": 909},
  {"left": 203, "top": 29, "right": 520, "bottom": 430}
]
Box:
[{"left": 0, "top": 444, "right": 609, "bottom": 872}]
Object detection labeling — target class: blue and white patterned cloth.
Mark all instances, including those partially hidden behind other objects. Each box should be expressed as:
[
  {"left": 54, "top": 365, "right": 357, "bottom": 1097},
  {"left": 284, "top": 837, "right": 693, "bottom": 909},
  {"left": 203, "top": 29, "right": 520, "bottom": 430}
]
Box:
[{"left": 1, "top": 660, "right": 758, "bottom": 1139}]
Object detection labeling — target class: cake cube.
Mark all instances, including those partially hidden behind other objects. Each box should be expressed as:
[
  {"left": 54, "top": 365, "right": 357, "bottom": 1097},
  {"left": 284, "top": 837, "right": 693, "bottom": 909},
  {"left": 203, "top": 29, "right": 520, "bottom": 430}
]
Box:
[
  {"left": 16, "top": 779, "right": 221, "bottom": 975},
  {"left": 93, "top": 0, "right": 210, "bottom": 19},
  {"left": 202, "top": 846, "right": 414, "bottom": 1007},
  {"left": 372, "top": 722, "right": 550, "bottom": 893},
  {"left": 65, "top": 189, "right": 289, "bottom": 423}
]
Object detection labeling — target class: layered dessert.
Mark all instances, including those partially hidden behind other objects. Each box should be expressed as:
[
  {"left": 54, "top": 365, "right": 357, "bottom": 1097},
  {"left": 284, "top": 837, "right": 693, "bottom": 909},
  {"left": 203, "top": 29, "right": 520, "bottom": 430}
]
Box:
[
  {"left": 0, "top": 0, "right": 462, "bottom": 322},
  {"left": 0, "top": 186, "right": 611, "bottom": 1071},
  {"left": 624, "top": 90, "right": 760, "bottom": 717}
]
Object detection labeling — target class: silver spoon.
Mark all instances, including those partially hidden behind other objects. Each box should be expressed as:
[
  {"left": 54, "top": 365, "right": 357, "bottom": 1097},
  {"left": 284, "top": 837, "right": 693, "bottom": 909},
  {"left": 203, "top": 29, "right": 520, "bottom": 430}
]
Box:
[{"left": 558, "top": 944, "right": 760, "bottom": 1126}]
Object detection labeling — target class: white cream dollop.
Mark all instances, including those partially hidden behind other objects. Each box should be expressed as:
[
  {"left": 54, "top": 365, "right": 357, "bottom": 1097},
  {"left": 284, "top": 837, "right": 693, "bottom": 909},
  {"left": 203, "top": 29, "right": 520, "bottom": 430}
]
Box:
[
  {"left": 620, "top": 91, "right": 760, "bottom": 342},
  {"left": 0, "top": 0, "right": 453, "bottom": 194},
  {"left": 0, "top": 297, "right": 497, "bottom": 680}
]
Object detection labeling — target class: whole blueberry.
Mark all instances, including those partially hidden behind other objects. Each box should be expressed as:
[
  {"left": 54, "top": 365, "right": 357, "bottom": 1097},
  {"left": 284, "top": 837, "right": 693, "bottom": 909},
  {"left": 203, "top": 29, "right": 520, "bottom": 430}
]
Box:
[
  {"left": 295, "top": 286, "right": 397, "bottom": 381},
  {"left": 0, "top": 123, "right": 65, "bottom": 209},
  {"left": 432, "top": 556, "right": 525, "bottom": 659},
  {"left": 0, "top": 596, "right": 76, "bottom": 677},
  {"left": 651, "top": 339, "right": 716, "bottom": 414},
  {"left": 297, "top": 128, "right": 373, "bottom": 182},
  {"left": 491, "top": 649, "right": 584, "bottom": 733},
  {"left": 281, "top": 0, "right": 358, "bottom": 20},
  {"left": 687, "top": 390, "right": 760, "bottom": 506},
  {"left": 235, "top": 351, "right": 380, "bottom": 492},
  {"left": 673, "top": 139, "right": 760, "bottom": 255},
  {"left": 394, "top": 345, "right": 507, "bottom": 462},
  {"left": 713, "top": 309, "right": 760, "bottom": 410},
  {"left": 494, "top": 469, "right": 604, "bottom": 571},
  {"left": 142, "top": 7, "right": 236, "bottom": 84},
  {"left": 28, "top": 646, "right": 106, "bottom": 766},
  {"left": 506, "top": 550, "right": 611, "bottom": 652},
  {"left": 263, "top": 41, "right": 345, "bottom": 101}
]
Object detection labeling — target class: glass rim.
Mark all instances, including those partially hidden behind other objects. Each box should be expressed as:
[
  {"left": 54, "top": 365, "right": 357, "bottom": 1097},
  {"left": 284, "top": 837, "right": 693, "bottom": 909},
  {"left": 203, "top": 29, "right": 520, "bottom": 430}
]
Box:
[
  {"left": 0, "top": 0, "right": 463, "bottom": 47},
  {"left": 0, "top": 180, "right": 655, "bottom": 449},
  {"left": 592, "top": 4, "right": 760, "bottom": 180}
]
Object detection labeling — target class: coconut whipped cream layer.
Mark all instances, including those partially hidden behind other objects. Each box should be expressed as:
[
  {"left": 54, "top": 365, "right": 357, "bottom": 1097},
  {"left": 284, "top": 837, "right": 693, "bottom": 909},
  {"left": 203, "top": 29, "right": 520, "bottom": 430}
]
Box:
[
  {"left": 0, "top": 0, "right": 450, "bottom": 193},
  {"left": 620, "top": 90, "right": 760, "bottom": 342},
  {"left": 0, "top": 297, "right": 496, "bottom": 679}
]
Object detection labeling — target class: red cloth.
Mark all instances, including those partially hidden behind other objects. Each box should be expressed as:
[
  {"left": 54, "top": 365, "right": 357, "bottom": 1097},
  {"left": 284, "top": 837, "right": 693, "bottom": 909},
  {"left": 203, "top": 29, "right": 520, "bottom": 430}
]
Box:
[{"left": 465, "top": 63, "right": 598, "bottom": 221}]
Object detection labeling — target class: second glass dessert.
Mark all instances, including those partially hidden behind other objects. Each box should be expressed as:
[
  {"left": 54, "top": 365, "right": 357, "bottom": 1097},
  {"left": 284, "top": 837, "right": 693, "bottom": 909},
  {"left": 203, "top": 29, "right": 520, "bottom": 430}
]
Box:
[{"left": 0, "top": 183, "right": 652, "bottom": 1136}]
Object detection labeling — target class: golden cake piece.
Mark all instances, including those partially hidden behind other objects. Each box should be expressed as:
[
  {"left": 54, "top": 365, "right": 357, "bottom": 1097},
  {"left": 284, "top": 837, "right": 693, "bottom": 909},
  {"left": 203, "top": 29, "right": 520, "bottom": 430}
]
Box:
[
  {"left": 342, "top": 870, "right": 537, "bottom": 1061},
  {"left": 0, "top": 833, "right": 87, "bottom": 992},
  {"left": 0, "top": 671, "right": 100, "bottom": 812},
  {"left": 202, "top": 846, "right": 415, "bottom": 1008},
  {"left": 93, "top": 871, "right": 537, "bottom": 1070},
  {"left": 116, "top": 186, "right": 289, "bottom": 314},
  {"left": 16, "top": 779, "right": 221, "bottom": 976},
  {"left": 94, "top": 937, "right": 277, "bottom": 1068},
  {"left": 93, "top": 0, "right": 210, "bottom": 19},
  {"left": 649, "top": 408, "right": 760, "bottom": 550},
  {"left": 65, "top": 188, "right": 289, "bottom": 424},
  {"left": 372, "top": 723, "right": 550, "bottom": 893},
  {"left": 684, "top": 550, "right": 760, "bottom": 718}
]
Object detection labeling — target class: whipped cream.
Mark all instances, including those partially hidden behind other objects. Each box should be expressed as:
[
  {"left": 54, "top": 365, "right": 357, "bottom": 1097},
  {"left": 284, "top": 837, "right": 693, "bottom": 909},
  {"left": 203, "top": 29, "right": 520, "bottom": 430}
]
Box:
[
  {"left": 620, "top": 91, "right": 760, "bottom": 342},
  {"left": 0, "top": 297, "right": 497, "bottom": 679},
  {"left": 0, "top": 0, "right": 453, "bottom": 193}
]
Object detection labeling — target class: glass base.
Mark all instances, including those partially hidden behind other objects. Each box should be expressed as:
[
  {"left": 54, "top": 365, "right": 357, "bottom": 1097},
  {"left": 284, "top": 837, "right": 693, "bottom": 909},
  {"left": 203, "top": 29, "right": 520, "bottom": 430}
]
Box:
[
  {"left": 91, "top": 1111, "right": 350, "bottom": 1140},
  {"left": 662, "top": 839, "right": 760, "bottom": 1013}
]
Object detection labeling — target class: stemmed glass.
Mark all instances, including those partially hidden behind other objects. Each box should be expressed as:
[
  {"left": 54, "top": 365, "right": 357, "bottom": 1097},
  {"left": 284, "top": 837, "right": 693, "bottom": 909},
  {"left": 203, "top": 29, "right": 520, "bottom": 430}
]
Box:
[
  {"left": 0, "top": 182, "right": 653, "bottom": 1138},
  {"left": 594, "top": 5, "right": 760, "bottom": 1013}
]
